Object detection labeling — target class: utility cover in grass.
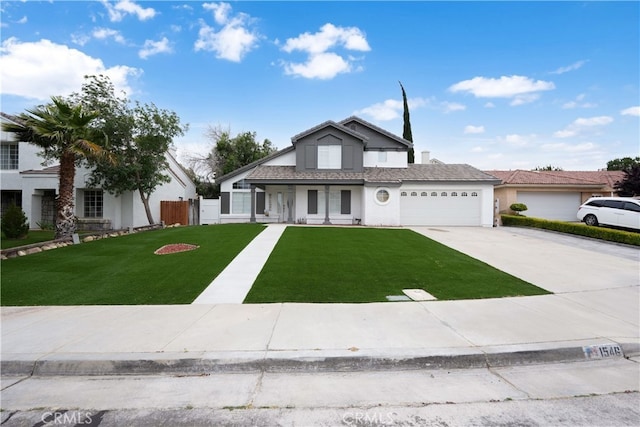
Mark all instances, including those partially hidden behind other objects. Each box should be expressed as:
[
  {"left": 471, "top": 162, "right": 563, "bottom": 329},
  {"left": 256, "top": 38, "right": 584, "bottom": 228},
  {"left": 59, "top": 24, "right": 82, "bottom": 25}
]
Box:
[{"left": 403, "top": 289, "right": 437, "bottom": 301}]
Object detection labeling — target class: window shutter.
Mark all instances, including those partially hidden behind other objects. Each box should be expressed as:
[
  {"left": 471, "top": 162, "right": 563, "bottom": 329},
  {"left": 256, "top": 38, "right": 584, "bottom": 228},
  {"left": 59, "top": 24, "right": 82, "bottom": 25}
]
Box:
[
  {"left": 308, "top": 190, "right": 318, "bottom": 214},
  {"left": 221, "top": 192, "right": 230, "bottom": 214},
  {"left": 256, "top": 192, "right": 265, "bottom": 214},
  {"left": 341, "top": 190, "right": 351, "bottom": 214}
]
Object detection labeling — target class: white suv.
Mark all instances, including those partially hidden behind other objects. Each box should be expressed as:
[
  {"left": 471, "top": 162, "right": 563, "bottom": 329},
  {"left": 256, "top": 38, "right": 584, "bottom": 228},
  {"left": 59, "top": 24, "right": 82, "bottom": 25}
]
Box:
[{"left": 577, "top": 197, "right": 640, "bottom": 230}]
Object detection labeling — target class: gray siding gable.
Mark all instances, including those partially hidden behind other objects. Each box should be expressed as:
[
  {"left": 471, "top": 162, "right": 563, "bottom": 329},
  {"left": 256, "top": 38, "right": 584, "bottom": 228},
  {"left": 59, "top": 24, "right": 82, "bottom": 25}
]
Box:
[
  {"left": 294, "top": 122, "right": 365, "bottom": 172},
  {"left": 339, "top": 116, "right": 412, "bottom": 150}
]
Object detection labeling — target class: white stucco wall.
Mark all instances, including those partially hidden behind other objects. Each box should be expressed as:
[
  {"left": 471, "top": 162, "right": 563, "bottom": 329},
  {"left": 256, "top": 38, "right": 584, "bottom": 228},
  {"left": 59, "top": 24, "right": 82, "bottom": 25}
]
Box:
[
  {"left": 363, "top": 151, "right": 407, "bottom": 168},
  {"left": 362, "top": 185, "right": 402, "bottom": 226}
]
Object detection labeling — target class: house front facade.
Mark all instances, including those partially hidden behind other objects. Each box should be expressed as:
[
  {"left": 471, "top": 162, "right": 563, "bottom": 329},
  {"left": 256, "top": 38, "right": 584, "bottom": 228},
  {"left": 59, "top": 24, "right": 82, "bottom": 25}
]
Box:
[
  {"left": 487, "top": 169, "right": 624, "bottom": 222},
  {"left": 217, "top": 117, "right": 500, "bottom": 227},
  {"left": 1, "top": 113, "right": 197, "bottom": 230}
]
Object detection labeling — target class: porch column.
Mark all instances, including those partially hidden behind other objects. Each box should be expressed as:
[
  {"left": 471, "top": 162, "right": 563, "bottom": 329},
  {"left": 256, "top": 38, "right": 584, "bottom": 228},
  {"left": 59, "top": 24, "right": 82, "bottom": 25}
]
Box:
[
  {"left": 250, "top": 185, "right": 256, "bottom": 223},
  {"left": 287, "top": 185, "right": 294, "bottom": 223},
  {"left": 323, "top": 185, "right": 331, "bottom": 225}
]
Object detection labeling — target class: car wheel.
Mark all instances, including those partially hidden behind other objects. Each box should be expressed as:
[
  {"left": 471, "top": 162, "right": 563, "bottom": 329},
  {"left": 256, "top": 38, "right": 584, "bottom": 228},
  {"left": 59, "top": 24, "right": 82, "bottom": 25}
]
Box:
[{"left": 584, "top": 214, "right": 598, "bottom": 226}]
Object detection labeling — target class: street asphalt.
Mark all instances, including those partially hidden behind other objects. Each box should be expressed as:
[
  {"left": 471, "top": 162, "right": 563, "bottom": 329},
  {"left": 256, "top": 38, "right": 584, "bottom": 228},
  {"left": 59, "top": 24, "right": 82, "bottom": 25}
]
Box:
[{"left": 1, "top": 225, "right": 638, "bottom": 377}]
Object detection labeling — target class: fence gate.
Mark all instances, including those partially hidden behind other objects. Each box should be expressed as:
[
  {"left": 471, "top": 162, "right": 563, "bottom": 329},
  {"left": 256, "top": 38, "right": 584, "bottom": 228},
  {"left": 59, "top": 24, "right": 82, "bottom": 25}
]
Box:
[{"left": 160, "top": 201, "right": 189, "bottom": 225}]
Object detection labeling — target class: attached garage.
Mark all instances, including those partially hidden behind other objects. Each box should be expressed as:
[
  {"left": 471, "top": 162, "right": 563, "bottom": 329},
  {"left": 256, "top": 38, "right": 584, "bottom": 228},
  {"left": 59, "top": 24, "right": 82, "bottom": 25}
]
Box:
[
  {"left": 517, "top": 191, "right": 581, "bottom": 221},
  {"left": 400, "top": 189, "right": 482, "bottom": 226}
]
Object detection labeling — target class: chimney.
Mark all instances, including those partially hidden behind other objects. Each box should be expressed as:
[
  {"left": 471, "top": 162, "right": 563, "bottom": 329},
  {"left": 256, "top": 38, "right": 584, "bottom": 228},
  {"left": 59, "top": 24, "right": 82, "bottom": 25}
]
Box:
[{"left": 421, "top": 150, "right": 431, "bottom": 164}]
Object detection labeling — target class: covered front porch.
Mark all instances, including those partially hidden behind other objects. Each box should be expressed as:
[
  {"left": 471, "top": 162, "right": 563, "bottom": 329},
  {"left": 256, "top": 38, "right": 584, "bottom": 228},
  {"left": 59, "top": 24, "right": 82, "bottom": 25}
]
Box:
[{"left": 244, "top": 184, "right": 363, "bottom": 225}]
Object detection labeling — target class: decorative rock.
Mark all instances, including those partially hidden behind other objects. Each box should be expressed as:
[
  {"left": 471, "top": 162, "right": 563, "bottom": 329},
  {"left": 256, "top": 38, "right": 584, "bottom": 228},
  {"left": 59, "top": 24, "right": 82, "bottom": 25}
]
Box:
[
  {"left": 83, "top": 236, "right": 95, "bottom": 242},
  {"left": 17, "top": 251, "right": 27, "bottom": 257},
  {"left": 26, "top": 247, "right": 42, "bottom": 255}
]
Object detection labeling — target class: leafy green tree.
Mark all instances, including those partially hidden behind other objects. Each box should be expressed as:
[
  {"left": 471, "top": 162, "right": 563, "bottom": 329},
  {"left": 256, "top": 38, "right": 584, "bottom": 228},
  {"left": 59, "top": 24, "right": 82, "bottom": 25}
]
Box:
[
  {"left": 2, "top": 97, "right": 110, "bottom": 239},
  {"left": 1, "top": 203, "right": 29, "bottom": 239},
  {"left": 614, "top": 164, "right": 640, "bottom": 196},
  {"left": 399, "top": 81, "right": 415, "bottom": 163},
  {"left": 203, "top": 126, "right": 276, "bottom": 179},
  {"left": 533, "top": 165, "right": 564, "bottom": 171},
  {"left": 72, "top": 75, "right": 188, "bottom": 225},
  {"left": 607, "top": 156, "right": 640, "bottom": 171}
]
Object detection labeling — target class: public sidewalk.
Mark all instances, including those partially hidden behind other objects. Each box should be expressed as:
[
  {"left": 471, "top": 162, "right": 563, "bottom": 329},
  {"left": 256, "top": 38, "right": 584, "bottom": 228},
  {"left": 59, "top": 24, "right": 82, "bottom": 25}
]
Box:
[
  {"left": 192, "top": 224, "right": 287, "bottom": 304},
  {"left": 1, "top": 227, "right": 638, "bottom": 376}
]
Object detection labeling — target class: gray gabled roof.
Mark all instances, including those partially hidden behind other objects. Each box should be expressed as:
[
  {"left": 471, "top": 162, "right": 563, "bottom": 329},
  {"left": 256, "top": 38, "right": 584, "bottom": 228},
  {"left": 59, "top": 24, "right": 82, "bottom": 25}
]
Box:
[
  {"left": 339, "top": 116, "right": 413, "bottom": 148},
  {"left": 246, "top": 164, "right": 501, "bottom": 185},
  {"left": 290, "top": 119, "right": 369, "bottom": 144},
  {"left": 215, "top": 145, "right": 295, "bottom": 183}
]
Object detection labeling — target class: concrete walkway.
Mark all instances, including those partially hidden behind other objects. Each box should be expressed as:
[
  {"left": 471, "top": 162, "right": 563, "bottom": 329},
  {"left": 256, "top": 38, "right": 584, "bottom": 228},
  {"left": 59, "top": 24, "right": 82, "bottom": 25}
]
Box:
[
  {"left": 1, "top": 226, "right": 638, "bottom": 377},
  {"left": 192, "top": 224, "right": 287, "bottom": 304}
]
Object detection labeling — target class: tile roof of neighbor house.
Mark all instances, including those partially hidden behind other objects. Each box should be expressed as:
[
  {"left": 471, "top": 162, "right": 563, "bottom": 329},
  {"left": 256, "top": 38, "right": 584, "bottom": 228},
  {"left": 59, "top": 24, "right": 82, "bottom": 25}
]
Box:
[
  {"left": 247, "top": 164, "right": 501, "bottom": 185},
  {"left": 486, "top": 170, "right": 624, "bottom": 189},
  {"left": 20, "top": 165, "right": 60, "bottom": 175}
]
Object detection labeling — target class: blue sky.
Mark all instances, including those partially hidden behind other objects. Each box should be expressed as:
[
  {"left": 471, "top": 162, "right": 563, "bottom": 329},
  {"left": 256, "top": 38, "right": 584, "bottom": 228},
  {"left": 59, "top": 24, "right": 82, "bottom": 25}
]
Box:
[{"left": 1, "top": 1, "right": 638, "bottom": 172}]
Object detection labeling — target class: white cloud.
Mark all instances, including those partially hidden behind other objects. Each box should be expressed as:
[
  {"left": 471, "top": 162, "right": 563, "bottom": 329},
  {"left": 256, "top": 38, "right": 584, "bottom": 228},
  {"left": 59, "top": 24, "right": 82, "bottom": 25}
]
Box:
[
  {"left": 93, "top": 28, "right": 126, "bottom": 44},
  {"left": 195, "top": 3, "right": 259, "bottom": 62},
  {"left": 441, "top": 102, "right": 466, "bottom": 113},
  {"left": 464, "top": 125, "right": 485, "bottom": 134},
  {"left": 354, "top": 97, "right": 427, "bottom": 121},
  {"left": 542, "top": 142, "right": 598, "bottom": 152},
  {"left": 203, "top": 2, "right": 232, "bottom": 25},
  {"left": 562, "top": 93, "right": 596, "bottom": 109},
  {"left": 448, "top": 75, "right": 555, "bottom": 104},
  {"left": 139, "top": 37, "right": 172, "bottom": 59},
  {"left": 621, "top": 106, "right": 640, "bottom": 116},
  {"left": 550, "top": 60, "right": 588, "bottom": 75},
  {"left": 280, "top": 23, "right": 370, "bottom": 80},
  {"left": 17, "top": 16, "right": 27, "bottom": 24},
  {"left": 282, "top": 23, "right": 370, "bottom": 54},
  {"left": 101, "top": 0, "right": 156, "bottom": 22},
  {"left": 71, "top": 33, "right": 91, "bottom": 46},
  {"left": 0, "top": 38, "right": 140, "bottom": 101},
  {"left": 553, "top": 115, "right": 613, "bottom": 138},
  {"left": 502, "top": 134, "right": 530, "bottom": 146},
  {"left": 471, "top": 146, "right": 486, "bottom": 152},
  {"left": 484, "top": 102, "right": 495, "bottom": 108}
]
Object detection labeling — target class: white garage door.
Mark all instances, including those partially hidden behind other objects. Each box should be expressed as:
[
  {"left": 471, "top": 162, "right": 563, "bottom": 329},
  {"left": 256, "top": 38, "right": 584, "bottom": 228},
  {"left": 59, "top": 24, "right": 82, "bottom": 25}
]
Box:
[
  {"left": 400, "top": 190, "right": 482, "bottom": 226},
  {"left": 517, "top": 192, "right": 581, "bottom": 221}
]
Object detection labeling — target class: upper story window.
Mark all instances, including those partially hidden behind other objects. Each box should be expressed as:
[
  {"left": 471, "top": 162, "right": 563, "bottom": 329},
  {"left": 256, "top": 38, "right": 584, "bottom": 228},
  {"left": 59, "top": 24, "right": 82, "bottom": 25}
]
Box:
[
  {"left": 232, "top": 179, "right": 251, "bottom": 189},
  {"left": 318, "top": 145, "right": 341, "bottom": 169},
  {"left": 1, "top": 143, "right": 18, "bottom": 170}
]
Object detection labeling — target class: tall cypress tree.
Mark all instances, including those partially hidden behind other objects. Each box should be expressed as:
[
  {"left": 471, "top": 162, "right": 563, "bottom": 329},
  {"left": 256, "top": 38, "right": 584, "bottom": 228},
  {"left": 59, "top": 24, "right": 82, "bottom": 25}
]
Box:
[{"left": 399, "top": 81, "right": 415, "bottom": 163}]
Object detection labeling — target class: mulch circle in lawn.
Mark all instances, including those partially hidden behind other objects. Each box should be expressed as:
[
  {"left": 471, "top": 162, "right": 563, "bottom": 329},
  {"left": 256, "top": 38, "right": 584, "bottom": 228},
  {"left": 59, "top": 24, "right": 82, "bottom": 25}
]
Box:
[{"left": 154, "top": 243, "right": 200, "bottom": 255}]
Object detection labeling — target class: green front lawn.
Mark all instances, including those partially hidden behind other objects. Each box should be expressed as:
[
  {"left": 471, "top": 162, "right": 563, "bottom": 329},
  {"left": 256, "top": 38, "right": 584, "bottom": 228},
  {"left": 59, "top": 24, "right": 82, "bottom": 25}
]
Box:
[
  {"left": 1, "top": 224, "right": 265, "bottom": 305},
  {"left": 1, "top": 230, "right": 56, "bottom": 249},
  {"left": 244, "top": 227, "right": 549, "bottom": 303}
]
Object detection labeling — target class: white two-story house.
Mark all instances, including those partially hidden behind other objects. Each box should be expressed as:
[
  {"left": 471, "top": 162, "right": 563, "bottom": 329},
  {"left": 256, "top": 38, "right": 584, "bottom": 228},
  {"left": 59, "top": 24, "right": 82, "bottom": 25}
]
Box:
[
  {"left": 1, "top": 112, "right": 197, "bottom": 230},
  {"left": 217, "top": 116, "right": 500, "bottom": 227}
]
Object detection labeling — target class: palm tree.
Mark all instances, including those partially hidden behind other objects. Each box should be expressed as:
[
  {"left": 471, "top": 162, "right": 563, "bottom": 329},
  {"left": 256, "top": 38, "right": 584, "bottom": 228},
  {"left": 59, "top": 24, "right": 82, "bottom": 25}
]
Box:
[{"left": 2, "top": 97, "right": 111, "bottom": 239}]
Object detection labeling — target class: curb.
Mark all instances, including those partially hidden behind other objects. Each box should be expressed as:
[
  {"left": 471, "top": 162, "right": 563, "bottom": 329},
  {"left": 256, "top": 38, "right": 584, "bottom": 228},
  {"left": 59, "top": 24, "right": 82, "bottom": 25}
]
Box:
[{"left": 3, "top": 342, "right": 637, "bottom": 377}]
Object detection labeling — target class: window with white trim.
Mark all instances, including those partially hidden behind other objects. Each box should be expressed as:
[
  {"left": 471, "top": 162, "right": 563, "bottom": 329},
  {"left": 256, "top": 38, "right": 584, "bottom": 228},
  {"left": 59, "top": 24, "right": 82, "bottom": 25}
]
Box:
[
  {"left": 318, "top": 145, "right": 341, "bottom": 169},
  {"left": 0, "top": 143, "right": 18, "bottom": 170},
  {"left": 84, "top": 190, "right": 103, "bottom": 218},
  {"left": 232, "top": 179, "right": 250, "bottom": 189},
  {"left": 317, "top": 190, "right": 342, "bottom": 214},
  {"left": 232, "top": 192, "right": 252, "bottom": 214}
]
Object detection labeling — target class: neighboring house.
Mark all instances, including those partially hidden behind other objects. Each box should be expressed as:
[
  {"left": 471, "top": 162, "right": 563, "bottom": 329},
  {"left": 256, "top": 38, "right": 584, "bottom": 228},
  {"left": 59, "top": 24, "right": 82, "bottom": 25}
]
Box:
[
  {"left": 216, "top": 116, "right": 500, "bottom": 227},
  {"left": 1, "top": 112, "right": 197, "bottom": 230},
  {"left": 487, "top": 169, "right": 624, "bottom": 221}
]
